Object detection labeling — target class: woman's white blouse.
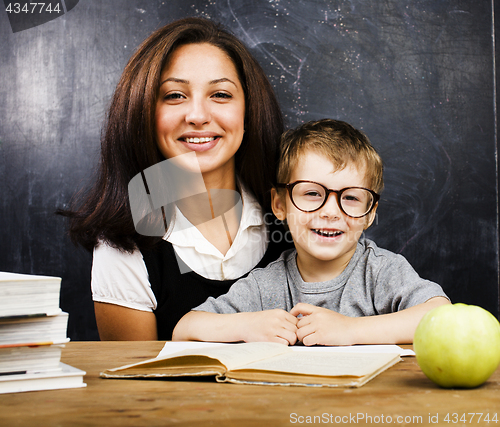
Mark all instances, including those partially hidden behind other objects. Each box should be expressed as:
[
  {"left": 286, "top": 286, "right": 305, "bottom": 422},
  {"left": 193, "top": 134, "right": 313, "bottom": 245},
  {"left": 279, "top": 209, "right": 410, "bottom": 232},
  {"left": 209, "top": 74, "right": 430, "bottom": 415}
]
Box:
[{"left": 91, "top": 186, "right": 268, "bottom": 312}]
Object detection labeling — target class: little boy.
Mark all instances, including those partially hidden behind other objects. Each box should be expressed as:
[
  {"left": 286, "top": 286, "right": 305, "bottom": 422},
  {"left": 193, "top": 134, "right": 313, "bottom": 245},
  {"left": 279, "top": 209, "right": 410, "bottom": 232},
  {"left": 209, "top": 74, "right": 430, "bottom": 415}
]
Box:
[{"left": 173, "top": 119, "right": 450, "bottom": 346}]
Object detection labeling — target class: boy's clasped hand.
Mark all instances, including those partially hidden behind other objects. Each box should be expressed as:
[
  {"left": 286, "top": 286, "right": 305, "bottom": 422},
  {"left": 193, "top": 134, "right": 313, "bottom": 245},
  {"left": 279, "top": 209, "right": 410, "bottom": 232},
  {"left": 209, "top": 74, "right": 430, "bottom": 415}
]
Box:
[{"left": 241, "top": 304, "right": 360, "bottom": 347}]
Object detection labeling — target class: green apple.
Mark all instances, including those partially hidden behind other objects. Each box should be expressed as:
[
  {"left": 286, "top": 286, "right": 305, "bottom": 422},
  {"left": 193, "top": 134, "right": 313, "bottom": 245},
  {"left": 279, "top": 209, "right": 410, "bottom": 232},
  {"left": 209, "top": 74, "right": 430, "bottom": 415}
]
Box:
[{"left": 414, "top": 303, "right": 500, "bottom": 388}]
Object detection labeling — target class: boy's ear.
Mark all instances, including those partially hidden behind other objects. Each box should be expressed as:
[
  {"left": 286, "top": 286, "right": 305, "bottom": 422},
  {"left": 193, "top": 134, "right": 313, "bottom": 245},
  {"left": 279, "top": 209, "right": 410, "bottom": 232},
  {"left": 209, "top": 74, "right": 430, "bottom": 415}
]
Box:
[
  {"left": 271, "top": 188, "right": 287, "bottom": 221},
  {"left": 364, "top": 202, "right": 378, "bottom": 230}
]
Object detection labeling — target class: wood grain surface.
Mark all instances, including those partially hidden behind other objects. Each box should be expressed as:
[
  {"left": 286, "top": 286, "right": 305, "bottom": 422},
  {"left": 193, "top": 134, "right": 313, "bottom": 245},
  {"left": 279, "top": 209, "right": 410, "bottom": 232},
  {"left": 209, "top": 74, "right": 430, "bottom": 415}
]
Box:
[{"left": 0, "top": 341, "right": 498, "bottom": 426}]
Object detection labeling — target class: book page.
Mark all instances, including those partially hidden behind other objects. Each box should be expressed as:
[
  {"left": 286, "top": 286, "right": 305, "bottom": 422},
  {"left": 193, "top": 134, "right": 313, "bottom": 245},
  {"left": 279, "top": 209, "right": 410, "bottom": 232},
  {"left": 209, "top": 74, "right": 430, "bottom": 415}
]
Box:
[
  {"left": 158, "top": 342, "right": 413, "bottom": 357},
  {"left": 234, "top": 351, "right": 400, "bottom": 377},
  {"left": 157, "top": 342, "right": 290, "bottom": 371},
  {"left": 158, "top": 341, "right": 228, "bottom": 358},
  {"left": 291, "top": 344, "right": 414, "bottom": 357},
  {"left": 103, "top": 342, "right": 290, "bottom": 376}
]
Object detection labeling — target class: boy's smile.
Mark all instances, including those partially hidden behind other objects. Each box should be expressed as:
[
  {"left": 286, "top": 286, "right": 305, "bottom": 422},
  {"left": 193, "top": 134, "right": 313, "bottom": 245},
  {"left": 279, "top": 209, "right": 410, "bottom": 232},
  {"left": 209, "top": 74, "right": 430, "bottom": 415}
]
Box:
[
  {"left": 312, "top": 229, "right": 343, "bottom": 238},
  {"left": 272, "top": 149, "right": 377, "bottom": 282}
]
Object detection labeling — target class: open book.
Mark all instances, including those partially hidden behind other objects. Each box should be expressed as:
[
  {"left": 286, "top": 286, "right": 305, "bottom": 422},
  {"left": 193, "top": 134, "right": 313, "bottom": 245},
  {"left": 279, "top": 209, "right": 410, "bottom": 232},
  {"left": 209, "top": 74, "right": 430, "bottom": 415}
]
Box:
[{"left": 101, "top": 342, "right": 401, "bottom": 387}]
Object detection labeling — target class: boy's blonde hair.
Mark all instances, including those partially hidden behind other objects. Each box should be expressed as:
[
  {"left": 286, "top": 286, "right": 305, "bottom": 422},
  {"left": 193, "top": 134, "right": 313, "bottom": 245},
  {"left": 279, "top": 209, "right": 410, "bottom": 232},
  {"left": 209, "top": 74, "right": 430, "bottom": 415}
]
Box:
[{"left": 276, "top": 119, "right": 384, "bottom": 194}]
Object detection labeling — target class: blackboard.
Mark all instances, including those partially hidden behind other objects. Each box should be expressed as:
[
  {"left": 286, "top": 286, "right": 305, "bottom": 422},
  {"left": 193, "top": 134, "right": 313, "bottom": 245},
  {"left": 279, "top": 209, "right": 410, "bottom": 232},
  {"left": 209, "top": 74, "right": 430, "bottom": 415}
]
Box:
[{"left": 0, "top": 0, "right": 497, "bottom": 340}]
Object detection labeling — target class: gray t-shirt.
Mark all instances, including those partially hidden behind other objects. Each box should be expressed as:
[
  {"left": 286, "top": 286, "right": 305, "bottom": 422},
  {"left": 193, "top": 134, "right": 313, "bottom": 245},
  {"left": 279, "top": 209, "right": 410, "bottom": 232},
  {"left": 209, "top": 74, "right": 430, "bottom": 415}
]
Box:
[{"left": 194, "top": 237, "right": 448, "bottom": 316}]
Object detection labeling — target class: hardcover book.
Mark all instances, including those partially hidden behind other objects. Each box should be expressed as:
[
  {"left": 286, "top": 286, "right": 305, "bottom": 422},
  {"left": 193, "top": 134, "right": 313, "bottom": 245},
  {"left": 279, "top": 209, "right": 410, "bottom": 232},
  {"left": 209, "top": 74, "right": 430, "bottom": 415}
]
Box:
[{"left": 101, "top": 342, "right": 401, "bottom": 388}]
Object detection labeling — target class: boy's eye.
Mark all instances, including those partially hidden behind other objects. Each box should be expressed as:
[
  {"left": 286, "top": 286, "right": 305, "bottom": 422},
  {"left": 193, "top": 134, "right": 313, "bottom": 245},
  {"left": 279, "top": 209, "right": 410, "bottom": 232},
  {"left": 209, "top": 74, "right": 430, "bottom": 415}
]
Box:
[
  {"left": 343, "top": 195, "right": 360, "bottom": 202},
  {"left": 304, "top": 190, "right": 322, "bottom": 198},
  {"left": 293, "top": 183, "right": 325, "bottom": 200},
  {"left": 299, "top": 187, "right": 324, "bottom": 199},
  {"left": 342, "top": 191, "right": 366, "bottom": 205}
]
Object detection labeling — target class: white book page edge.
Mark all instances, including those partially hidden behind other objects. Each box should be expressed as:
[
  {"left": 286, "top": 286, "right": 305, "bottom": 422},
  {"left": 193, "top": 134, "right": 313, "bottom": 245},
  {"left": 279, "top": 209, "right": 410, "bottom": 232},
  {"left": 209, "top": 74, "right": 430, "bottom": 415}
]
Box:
[{"left": 159, "top": 342, "right": 414, "bottom": 358}]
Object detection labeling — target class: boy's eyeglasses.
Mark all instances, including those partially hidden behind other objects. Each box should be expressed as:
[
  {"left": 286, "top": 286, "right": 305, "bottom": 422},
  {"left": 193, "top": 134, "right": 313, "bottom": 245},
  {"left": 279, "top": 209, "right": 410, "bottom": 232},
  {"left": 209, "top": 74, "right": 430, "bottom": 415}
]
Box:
[{"left": 276, "top": 181, "right": 380, "bottom": 218}]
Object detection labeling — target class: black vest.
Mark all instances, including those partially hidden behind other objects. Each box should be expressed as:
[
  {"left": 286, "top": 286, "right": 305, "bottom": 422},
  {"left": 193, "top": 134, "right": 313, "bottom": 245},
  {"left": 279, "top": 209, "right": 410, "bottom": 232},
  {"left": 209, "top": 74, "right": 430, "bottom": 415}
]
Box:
[{"left": 142, "top": 222, "right": 292, "bottom": 340}]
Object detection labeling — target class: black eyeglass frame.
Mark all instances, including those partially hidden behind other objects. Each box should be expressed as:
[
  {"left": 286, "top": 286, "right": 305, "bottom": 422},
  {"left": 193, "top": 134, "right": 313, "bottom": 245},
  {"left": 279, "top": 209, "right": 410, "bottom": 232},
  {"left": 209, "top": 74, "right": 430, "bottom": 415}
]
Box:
[{"left": 276, "top": 180, "right": 380, "bottom": 218}]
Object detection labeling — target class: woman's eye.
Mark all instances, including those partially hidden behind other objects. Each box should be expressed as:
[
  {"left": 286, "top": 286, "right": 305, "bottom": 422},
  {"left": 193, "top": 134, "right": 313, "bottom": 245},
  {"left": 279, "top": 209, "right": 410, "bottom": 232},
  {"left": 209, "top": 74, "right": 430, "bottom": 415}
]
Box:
[
  {"left": 164, "top": 92, "right": 185, "bottom": 101},
  {"left": 212, "top": 92, "right": 232, "bottom": 100}
]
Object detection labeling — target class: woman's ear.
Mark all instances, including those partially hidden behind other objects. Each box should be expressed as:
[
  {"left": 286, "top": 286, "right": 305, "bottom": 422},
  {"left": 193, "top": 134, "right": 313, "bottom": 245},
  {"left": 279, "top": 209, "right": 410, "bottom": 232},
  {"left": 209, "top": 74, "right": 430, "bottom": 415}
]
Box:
[
  {"left": 271, "top": 188, "right": 287, "bottom": 221},
  {"left": 364, "top": 202, "right": 378, "bottom": 230}
]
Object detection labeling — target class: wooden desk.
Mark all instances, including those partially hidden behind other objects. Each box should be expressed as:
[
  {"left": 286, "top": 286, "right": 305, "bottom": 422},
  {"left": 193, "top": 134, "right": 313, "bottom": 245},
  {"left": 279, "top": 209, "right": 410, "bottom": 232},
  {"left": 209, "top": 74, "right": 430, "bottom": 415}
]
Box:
[{"left": 0, "top": 342, "right": 498, "bottom": 426}]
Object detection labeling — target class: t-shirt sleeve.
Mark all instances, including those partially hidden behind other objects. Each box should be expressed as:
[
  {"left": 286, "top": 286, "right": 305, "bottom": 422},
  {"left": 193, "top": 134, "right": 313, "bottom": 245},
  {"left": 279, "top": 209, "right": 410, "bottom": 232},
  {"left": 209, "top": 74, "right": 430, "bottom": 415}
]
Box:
[
  {"left": 91, "top": 242, "right": 157, "bottom": 312},
  {"left": 373, "top": 253, "right": 449, "bottom": 313},
  {"left": 193, "top": 273, "right": 263, "bottom": 314}
]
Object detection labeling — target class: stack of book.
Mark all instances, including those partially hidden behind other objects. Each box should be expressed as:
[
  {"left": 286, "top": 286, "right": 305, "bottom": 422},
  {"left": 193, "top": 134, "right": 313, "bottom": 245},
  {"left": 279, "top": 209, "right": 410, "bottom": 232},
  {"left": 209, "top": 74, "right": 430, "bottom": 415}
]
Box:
[{"left": 0, "top": 271, "right": 86, "bottom": 393}]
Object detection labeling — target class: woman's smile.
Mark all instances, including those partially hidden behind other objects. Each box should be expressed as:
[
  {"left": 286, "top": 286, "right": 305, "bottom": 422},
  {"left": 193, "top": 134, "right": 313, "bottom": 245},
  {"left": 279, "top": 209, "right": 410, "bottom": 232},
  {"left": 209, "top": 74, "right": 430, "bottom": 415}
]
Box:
[{"left": 179, "top": 133, "right": 220, "bottom": 152}]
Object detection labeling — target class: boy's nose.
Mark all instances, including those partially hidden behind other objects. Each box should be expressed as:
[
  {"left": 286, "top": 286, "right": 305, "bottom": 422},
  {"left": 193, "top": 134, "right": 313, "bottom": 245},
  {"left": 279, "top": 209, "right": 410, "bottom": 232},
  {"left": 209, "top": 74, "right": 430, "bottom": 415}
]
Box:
[
  {"left": 318, "top": 193, "right": 342, "bottom": 219},
  {"left": 186, "top": 98, "right": 211, "bottom": 126}
]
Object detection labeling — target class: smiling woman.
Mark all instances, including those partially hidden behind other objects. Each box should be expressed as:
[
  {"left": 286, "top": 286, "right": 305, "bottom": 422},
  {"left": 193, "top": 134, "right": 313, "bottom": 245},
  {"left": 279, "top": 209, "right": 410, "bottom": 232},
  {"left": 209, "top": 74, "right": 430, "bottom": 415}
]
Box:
[{"left": 59, "top": 17, "right": 292, "bottom": 341}]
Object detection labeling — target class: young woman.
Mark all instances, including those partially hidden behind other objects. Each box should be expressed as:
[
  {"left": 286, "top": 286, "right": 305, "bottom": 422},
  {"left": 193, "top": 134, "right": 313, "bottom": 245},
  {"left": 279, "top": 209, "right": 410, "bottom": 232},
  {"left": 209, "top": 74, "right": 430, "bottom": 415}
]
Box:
[{"left": 62, "top": 17, "right": 291, "bottom": 340}]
